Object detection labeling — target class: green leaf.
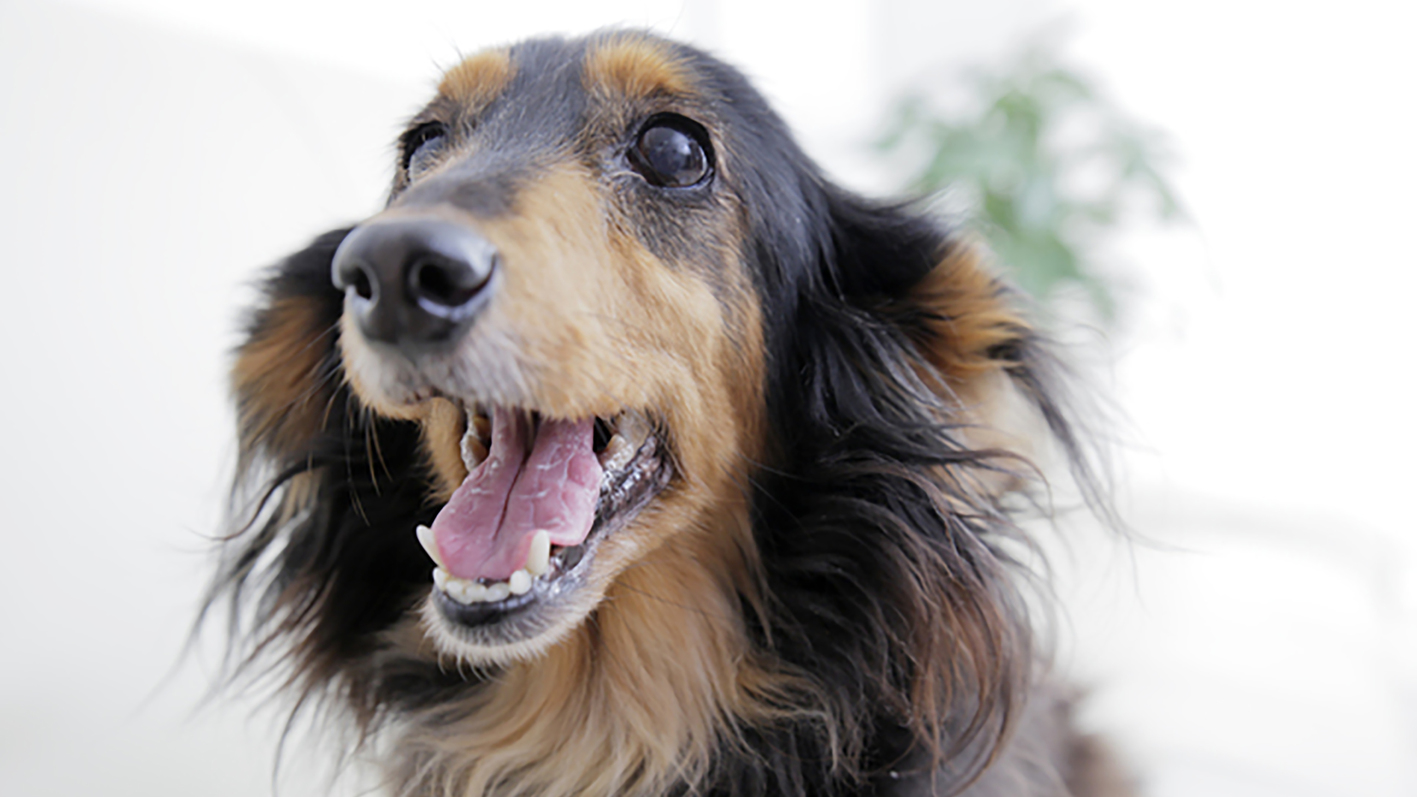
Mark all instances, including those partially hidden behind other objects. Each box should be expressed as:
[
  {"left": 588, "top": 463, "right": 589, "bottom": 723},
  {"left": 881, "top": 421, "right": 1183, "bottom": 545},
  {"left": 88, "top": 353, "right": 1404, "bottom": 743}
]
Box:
[{"left": 874, "top": 38, "right": 1184, "bottom": 322}]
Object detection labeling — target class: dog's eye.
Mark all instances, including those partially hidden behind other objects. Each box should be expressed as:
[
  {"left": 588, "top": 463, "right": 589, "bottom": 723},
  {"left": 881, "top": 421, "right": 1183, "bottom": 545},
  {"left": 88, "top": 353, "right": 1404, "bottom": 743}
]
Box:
[
  {"left": 629, "top": 116, "right": 712, "bottom": 188},
  {"left": 401, "top": 121, "right": 449, "bottom": 177}
]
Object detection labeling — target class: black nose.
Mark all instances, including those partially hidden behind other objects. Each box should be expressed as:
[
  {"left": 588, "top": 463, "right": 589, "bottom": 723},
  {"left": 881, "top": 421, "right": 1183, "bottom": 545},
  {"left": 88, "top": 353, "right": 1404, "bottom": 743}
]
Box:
[{"left": 331, "top": 217, "right": 497, "bottom": 347}]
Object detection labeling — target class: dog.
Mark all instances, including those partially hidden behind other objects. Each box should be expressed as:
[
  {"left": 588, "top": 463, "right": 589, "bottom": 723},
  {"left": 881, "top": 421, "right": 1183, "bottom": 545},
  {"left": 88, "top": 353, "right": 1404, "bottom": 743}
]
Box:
[{"left": 210, "top": 30, "right": 1129, "bottom": 797}]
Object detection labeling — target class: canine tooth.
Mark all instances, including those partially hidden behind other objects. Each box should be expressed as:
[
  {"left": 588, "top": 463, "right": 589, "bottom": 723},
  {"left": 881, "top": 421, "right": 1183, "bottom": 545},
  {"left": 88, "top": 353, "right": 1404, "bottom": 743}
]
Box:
[
  {"left": 617, "top": 410, "right": 652, "bottom": 451},
  {"left": 416, "top": 524, "right": 446, "bottom": 568},
  {"left": 484, "top": 582, "right": 511, "bottom": 602},
  {"left": 508, "top": 569, "right": 532, "bottom": 595},
  {"left": 461, "top": 432, "right": 488, "bottom": 470},
  {"left": 599, "top": 433, "right": 634, "bottom": 471},
  {"left": 526, "top": 530, "right": 551, "bottom": 576}
]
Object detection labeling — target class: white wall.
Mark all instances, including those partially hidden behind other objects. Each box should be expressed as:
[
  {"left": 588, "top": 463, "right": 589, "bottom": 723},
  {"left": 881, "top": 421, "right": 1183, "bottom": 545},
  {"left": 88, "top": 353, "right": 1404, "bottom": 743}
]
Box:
[{"left": 1055, "top": 3, "right": 1417, "bottom": 794}]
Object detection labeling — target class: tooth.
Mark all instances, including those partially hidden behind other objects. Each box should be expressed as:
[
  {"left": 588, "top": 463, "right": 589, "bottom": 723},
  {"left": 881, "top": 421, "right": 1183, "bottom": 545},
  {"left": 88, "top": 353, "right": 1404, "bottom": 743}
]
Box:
[
  {"left": 509, "top": 569, "right": 532, "bottom": 595},
  {"left": 484, "top": 582, "right": 511, "bottom": 602},
  {"left": 618, "top": 410, "right": 652, "bottom": 448},
  {"left": 472, "top": 414, "right": 491, "bottom": 442},
  {"left": 416, "top": 524, "right": 446, "bottom": 568},
  {"left": 463, "top": 581, "right": 488, "bottom": 602},
  {"left": 433, "top": 567, "right": 449, "bottom": 589},
  {"left": 599, "top": 433, "right": 634, "bottom": 471},
  {"left": 448, "top": 579, "right": 472, "bottom": 604},
  {"left": 461, "top": 432, "right": 488, "bottom": 470},
  {"left": 526, "top": 530, "right": 551, "bottom": 576}
]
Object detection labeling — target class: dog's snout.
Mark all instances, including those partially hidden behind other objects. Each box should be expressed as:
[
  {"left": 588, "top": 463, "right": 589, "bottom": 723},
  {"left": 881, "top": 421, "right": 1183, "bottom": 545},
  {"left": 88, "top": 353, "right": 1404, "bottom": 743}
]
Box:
[{"left": 331, "top": 217, "right": 497, "bottom": 347}]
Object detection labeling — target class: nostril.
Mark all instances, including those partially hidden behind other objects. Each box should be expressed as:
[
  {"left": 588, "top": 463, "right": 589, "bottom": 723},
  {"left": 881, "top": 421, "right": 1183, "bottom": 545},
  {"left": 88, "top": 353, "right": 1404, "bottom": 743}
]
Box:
[
  {"left": 333, "top": 253, "right": 379, "bottom": 304},
  {"left": 412, "top": 259, "right": 472, "bottom": 306},
  {"left": 408, "top": 254, "right": 494, "bottom": 318},
  {"left": 350, "top": 265, "right": 375, "bottom": 301}
]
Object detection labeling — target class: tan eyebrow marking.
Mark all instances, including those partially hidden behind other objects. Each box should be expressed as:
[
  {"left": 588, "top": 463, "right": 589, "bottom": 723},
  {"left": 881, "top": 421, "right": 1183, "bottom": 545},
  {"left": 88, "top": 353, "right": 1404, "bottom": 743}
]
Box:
[
  {"left": 438, "top": 48, "right": 514, "bottom": 109},
  {"left": 584, "top": 34, "right": 693, "bottom": 99}
]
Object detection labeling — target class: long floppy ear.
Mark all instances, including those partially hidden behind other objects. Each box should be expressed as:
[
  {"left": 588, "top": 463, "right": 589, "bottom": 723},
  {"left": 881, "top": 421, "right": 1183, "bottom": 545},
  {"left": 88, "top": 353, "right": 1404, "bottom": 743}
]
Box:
[
  {"left": 882, "top": 225, "right": 1109, "bottom": 514},
  {"left": 231, "top": 228, "right": 350, "bottom": 473},
  {"left": 746, "top": 190, "right": 1093, "bottom": 793},
  {"left": 211, "top": 229, "right": 448, "bottom": 727},
  {"left": 827, "top": 188, "right": 1099, "bottom": 490}
]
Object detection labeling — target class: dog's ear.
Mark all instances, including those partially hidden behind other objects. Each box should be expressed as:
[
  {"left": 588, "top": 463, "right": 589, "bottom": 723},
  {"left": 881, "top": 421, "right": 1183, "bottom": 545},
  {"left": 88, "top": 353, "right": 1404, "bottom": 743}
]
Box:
[
  {"left": 749, "top": 193, "right": 1100, "bottom": 789},
  {"left": 215, "top": 229, "right": 445, "bottom": 724},
  {"left": 827, "top": 191, "right": 1097, "bottom": 477},
  {"left": 879, "top": 226, "right": 1105, "bottom": 512},
  {"left": 822, "top": 192, "right": 1030, "bottom": 399},
  {"left": 231, "top": 227, "right": 350, "bottom": 476},
  {"left": 886, "top": 241, "right": 1031, "bottom": 389}
]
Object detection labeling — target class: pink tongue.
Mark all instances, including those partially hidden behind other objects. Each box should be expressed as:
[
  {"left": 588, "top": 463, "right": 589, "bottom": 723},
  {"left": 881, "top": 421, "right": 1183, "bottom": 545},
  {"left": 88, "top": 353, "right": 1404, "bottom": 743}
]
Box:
[{"left": 431, "top": 407, "right": 602, "bottom": 581}]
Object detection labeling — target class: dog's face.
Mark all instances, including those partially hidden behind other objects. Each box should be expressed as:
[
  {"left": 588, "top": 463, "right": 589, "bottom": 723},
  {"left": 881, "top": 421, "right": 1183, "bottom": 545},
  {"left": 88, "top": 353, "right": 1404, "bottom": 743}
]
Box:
[{"left": 333, "top": 34, "right": 771, "bottom": 664}]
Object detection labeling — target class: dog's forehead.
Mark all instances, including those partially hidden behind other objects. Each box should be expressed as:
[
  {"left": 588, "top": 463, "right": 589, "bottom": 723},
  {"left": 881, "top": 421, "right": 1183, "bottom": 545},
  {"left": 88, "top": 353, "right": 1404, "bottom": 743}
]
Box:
[{"left": 433, "top": 34, "right": 705, "bottom": 139}]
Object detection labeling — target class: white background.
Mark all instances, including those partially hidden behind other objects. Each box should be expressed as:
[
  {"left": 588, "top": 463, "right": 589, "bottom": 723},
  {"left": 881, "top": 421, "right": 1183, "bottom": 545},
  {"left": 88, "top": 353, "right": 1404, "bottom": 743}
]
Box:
[{"left": 1, "top": 1, "right": 1413, "bottom": 795}]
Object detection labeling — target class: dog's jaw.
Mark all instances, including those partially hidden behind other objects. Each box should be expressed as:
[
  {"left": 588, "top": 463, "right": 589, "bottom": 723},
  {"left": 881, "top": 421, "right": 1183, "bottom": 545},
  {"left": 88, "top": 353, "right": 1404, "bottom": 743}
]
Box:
[{"left": 414, "top": 404, "right": 674, "bottom": 665}]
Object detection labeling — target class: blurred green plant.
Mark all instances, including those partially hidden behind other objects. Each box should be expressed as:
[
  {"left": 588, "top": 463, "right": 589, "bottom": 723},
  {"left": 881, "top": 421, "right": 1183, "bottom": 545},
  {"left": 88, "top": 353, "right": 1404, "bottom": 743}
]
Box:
[{"left": 877, "top": 42, "right": 1182, "bottom": 319}]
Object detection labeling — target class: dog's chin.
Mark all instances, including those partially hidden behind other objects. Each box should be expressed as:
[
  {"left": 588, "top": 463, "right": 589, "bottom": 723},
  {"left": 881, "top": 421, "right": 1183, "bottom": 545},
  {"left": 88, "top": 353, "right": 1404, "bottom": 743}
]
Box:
[{"left": 420, "top": 584, "right": 598, "bottom": 666}]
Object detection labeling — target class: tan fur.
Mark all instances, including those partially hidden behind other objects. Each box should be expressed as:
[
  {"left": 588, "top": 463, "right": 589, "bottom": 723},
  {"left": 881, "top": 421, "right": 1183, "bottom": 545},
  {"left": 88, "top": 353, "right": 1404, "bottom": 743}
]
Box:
[
  {"left": 584, "top": 34, "right": 693, "bottom": 99},
  {"left": 421, "top": 397, "right": 469, "bottom": 501},
  {"left": 439, "top": 49, "right": 514, "bottom": 111},
  {"left": 233, "top": 296, "right": 335, "bottom": 460},
  {"left": 903, "top": 242, "right": 1027, "bottom": 387},
  {"left": 894, "top": 242, "right": 1045, "bottom": 486}
]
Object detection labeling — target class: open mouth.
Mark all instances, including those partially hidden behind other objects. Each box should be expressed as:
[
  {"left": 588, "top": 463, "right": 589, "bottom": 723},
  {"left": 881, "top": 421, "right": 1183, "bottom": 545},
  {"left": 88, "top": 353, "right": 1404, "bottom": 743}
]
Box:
[{"left": 416, "top": 404, "right": 671, "bottom": 629}]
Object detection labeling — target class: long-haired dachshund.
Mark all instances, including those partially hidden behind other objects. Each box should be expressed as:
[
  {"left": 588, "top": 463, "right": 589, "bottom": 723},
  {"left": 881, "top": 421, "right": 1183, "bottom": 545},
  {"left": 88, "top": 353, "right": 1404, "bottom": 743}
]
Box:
[{"left": 210, "top": 30, "right": 1129, "bottom": 797}]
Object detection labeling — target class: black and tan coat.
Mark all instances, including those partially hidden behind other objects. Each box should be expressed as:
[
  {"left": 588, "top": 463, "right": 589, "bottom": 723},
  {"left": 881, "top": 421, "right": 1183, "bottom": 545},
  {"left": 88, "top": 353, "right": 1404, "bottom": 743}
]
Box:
[{"left": 212, "top": 30, "right": 1130, "bottom": 797}]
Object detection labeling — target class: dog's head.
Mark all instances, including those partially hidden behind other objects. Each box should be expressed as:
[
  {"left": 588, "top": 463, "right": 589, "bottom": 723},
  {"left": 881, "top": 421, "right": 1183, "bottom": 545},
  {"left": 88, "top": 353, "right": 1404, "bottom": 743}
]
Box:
[
  {"left": 329, "top": 34, "right": 791, "bottom": 664},
  {"left": 218, "top": 30, "right": 1096, "bottom": 794}
]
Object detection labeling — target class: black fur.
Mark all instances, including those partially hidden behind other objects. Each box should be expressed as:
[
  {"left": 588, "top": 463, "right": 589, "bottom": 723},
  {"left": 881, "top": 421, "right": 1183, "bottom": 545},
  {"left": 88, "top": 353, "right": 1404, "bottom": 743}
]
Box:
[{"left": 715, "top": 200, "right": 1037, "bottom": 795}]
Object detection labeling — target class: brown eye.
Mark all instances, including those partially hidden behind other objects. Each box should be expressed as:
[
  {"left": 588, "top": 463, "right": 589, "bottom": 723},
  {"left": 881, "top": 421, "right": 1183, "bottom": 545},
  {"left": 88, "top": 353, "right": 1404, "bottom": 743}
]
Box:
[
  {"left": 401, "top": 121, "right": 448, "bottom": 177},
  {"left": 629, "top": 116, "right": 712, "bottom": 188}
]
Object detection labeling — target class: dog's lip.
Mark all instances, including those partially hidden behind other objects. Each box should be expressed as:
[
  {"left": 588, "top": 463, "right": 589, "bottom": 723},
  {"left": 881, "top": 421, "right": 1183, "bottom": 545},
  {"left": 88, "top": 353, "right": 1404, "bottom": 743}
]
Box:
[{"left": 428, "top": 404, "right": 673, "bottom": 629}]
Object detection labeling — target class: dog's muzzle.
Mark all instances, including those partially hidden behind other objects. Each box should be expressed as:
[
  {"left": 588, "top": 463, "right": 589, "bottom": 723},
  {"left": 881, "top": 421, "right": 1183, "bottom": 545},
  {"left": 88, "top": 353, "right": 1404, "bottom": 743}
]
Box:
[{"left": 331, "top": 215, "right": 498, "bottom": 348}]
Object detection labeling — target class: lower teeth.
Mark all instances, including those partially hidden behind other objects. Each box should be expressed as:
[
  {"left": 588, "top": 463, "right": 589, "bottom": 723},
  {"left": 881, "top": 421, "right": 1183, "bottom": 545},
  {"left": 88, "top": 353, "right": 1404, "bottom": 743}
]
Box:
[
  {"left": 436, "top": 567, "right": 530, "bottom": 604},
  {"left": 431, "top": 545, "right": 577, "bottom": 607}
]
